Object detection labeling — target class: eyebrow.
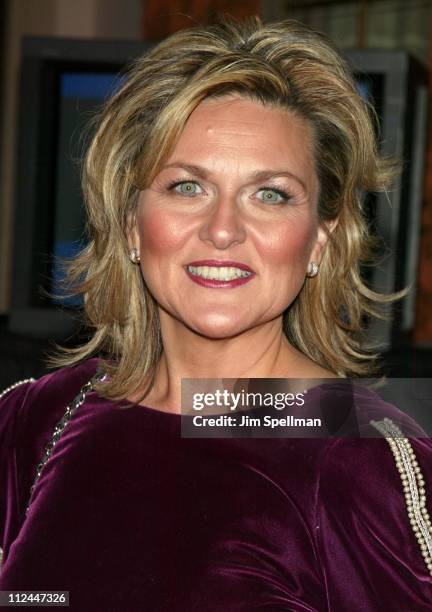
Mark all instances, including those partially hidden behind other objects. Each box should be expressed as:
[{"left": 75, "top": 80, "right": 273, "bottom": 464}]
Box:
[{"left": 160, "top": 162, "right": 309, "bottom": 194}]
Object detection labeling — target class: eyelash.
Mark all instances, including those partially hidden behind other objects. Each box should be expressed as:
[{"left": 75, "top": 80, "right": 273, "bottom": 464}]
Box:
[
  {"left": 256, "top": 185, "right": 293, "bottom": 203},
  {"left": 167, "top": 179, "right": 202, "bottom": 192},
  {"left": 166, "top": 179, "right": 294, "bottom": 204}
]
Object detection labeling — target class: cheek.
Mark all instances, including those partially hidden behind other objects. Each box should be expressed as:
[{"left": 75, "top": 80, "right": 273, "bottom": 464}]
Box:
[
  {"left": 257, "top": 220, "right": 316, "bottom": 268},
  {"left": 138, "top": 209, "right": 186, "bottom": 256}
]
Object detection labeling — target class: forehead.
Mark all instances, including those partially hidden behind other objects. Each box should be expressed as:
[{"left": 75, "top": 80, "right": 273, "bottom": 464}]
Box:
[{"left": 166, "top": 96, "right": 317, "bottom": 186}]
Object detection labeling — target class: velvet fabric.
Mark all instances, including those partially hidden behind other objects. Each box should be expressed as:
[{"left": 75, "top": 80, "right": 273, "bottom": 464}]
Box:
[{"left": 1, "top": 359, "right": 431, "bottom": 611}]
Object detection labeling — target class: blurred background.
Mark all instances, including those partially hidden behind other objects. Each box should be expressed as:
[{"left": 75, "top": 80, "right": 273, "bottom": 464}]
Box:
[{"left": 1, "top": 0, "right": 432, "bottom": 387}]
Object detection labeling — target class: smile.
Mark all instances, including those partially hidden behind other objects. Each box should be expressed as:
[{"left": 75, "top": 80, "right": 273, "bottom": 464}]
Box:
[
  {"left": 184, "top": 262, "right": 255, "bottom": 288},
  {"left": 187, "top": 265, "right": 252, "bottom": 281}
]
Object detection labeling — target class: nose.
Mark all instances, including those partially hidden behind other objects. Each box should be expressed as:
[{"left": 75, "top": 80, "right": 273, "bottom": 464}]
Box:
[{"left": 198, "top": 192, "right": 247, "bottom": 250}]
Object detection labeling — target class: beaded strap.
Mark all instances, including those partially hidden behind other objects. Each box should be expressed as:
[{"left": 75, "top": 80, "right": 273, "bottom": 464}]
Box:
[
  {"left": 0, "top": 378, "right": 35, "bottom": 401},
  {"left": 370, "top": 417, "right": 432, "bottom": 577},
  {"left": 25, "top": 373, "right": 106, "bottom": 516}
]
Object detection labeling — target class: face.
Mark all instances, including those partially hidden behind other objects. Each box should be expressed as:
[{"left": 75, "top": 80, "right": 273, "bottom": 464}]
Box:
[{"left": 129, "top": 96, "right": 336, "bottom": 339}]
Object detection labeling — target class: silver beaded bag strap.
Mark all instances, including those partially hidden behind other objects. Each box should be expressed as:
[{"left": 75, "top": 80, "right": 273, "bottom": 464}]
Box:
[{"left": 25, "top": 372, "right": 106, "bottom": 516}]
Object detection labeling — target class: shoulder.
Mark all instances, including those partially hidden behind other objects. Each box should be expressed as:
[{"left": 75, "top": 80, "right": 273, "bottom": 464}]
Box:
[
  {"left": 0, "top": 358, "right": 100, "bottom": 451},
  {"left": 1, "top": 358, "right": 99, "bottom": 416},
  {"left": 312, "top": 378, "right": 428, "bottom": 439},
  {"left": 0, "top": 378, "right": 34, "bottom": 440}
]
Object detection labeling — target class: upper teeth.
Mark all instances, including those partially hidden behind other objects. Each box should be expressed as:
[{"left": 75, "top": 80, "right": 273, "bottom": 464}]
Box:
[{"left": 187, "top": 266, "right": 252, "bottom": 281}]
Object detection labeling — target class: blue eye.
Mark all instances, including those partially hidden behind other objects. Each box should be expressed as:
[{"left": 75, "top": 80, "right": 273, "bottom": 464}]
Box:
[
  {"left": 172, "top": 181, "right": 203, "bottom": 196},
  {"left": 256, "top": 187, "right": 289, "bottom": 204}
]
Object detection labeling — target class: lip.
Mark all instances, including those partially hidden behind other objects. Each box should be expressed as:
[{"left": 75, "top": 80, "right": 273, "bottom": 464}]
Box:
[
  {"left": 184, "top": 259, "right": 255, "bottom": 289},
  {"left": 185, "top": 260, "right": 254, "bottom": 273}
]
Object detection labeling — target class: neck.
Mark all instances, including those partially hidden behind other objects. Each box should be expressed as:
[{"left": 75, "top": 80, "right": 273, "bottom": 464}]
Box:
[{"left": 137, "top": 312, "right": 314, "bottom": 413}]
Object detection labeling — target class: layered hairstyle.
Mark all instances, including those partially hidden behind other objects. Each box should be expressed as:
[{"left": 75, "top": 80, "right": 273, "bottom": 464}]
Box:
[{"left": 53, "top": 16, "right": 401, "bottom": 400}]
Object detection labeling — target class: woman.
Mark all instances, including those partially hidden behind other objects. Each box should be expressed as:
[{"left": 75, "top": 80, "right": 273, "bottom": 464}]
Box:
[{"left": 1, "top": 16, "right": 431, "bottom": 611}]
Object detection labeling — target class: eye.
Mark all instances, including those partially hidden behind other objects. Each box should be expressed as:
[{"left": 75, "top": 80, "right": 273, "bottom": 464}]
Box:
[
  {"left": 170, "top": 180, "right": 203, "bottom": 197},
  {"left": 256, "top": 187, "right": 290, "bottom": 204}
]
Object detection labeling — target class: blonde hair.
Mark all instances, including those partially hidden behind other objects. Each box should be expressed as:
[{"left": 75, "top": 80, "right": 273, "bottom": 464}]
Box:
[{"left": 52, "top": 16, "right": 401, "bottom": 400}]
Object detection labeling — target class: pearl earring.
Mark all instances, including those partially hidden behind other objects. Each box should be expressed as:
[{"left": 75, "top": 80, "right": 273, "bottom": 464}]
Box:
[
  {"left": 307, "top": 262, "right": 319, "bottom": 277},
  {"left": 129, "top": 248, "right": 140, "bottom": 264}
]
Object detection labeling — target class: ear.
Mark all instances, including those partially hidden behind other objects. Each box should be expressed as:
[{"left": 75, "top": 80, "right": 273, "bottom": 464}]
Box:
[
  {"left": 308, "top": 217, "right": 339, "bottom": 266},
  {"left": 126, "top": 210, "right": 141, "bottom": 252}
]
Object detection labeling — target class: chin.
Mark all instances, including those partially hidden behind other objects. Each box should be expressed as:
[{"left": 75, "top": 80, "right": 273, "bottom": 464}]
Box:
[{"left": 188, "top": 314, "right": 251, "bottom": 340}]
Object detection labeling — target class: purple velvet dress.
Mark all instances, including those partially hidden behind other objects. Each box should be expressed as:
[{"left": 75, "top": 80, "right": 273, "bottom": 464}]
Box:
[{"left": 1, "top": 358, "right": 431, "bottom": 611}]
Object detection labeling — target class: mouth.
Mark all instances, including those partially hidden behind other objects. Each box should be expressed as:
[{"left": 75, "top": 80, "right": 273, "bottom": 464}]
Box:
[{"left": 184, "top": 260, "right": 255, "bottom": 287}]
